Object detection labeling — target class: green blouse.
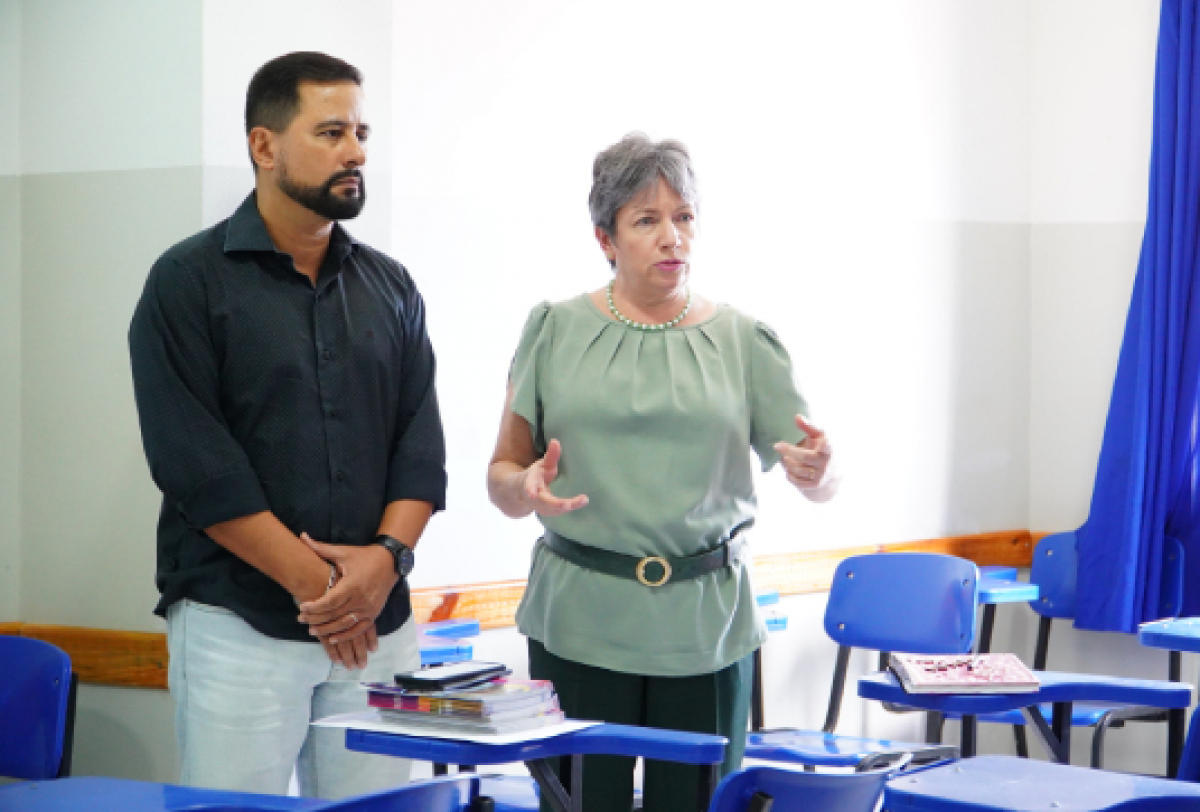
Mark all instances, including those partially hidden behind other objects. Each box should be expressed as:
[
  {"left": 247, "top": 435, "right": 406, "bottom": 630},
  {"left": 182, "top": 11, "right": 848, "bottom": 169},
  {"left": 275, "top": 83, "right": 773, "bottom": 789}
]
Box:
[{"left": 510, "top": 294, "right": 808, "bottom": 676}]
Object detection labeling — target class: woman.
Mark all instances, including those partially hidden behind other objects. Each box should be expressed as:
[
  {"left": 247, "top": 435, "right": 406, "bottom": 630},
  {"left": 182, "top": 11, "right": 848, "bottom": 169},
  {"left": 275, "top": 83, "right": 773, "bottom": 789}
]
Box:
[{"left": 487, "top": 133, "right": 838, "bottom": 812}]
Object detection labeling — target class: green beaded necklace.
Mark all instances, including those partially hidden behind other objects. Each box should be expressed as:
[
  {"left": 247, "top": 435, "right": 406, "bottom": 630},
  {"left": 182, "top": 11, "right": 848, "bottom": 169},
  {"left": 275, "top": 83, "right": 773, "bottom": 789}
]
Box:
[{"left": 606, "top": 280, "right": 692, "bottom": 331}]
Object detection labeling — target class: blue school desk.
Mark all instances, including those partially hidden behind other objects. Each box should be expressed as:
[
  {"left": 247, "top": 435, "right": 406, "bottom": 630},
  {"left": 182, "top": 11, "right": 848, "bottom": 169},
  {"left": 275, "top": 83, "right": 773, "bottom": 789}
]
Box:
[
  {"left": 858, "top": 670, "right": 1192, "bottom": 762},
  {"left": 1138, "top": 616, "right": 1200, "bottom": 777},
  {"left": 343, "top": 722, "right": 727, "bottom": 812},
  {"left": 883, "top": 755, "right": 1200, "bottom": 811}
]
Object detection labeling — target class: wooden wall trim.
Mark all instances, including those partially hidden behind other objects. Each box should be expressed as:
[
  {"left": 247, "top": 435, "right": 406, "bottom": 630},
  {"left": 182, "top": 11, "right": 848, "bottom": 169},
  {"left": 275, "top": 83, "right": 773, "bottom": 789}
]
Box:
[
  {"left": 1, "top": 530, "right": 1034, "bottom": 690},
  {"left": 413, "top": 530, "right": 1034, "bottom": 629}
]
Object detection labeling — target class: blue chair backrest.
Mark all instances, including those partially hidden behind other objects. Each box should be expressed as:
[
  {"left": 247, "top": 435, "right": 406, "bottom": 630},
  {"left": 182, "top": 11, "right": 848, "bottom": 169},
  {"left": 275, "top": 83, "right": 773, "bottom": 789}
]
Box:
[
  {"left": 824, "top": 553, "right": 978, "bottom": 654},
  {"left": 708, "top": 765, "right": 889, "bottom": 812},
  {"left": 1160, "top": 536, "right": 1185, "bottom": 618},
  {"left": 1030, "top": 532, "right": 1078, "bottom": 619},
  {"left": 1033, "top": 532, "right": 1185, "bottom": 620},
  {"left": 0, "top": 636, "right": 73, "bottom": 780}
]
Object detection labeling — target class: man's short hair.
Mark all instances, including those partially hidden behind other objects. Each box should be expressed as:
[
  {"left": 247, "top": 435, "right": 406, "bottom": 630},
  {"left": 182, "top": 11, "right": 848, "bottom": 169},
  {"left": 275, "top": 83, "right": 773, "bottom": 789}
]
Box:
[{"left": 244, "top": 52, "right": 362, "bottom": 167}]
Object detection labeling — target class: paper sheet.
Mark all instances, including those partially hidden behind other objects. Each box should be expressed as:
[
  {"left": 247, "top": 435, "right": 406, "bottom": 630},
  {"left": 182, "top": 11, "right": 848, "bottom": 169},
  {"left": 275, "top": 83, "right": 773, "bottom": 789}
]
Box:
[{"left": 313, "top": 709, "right": 601, "bottom": 746}]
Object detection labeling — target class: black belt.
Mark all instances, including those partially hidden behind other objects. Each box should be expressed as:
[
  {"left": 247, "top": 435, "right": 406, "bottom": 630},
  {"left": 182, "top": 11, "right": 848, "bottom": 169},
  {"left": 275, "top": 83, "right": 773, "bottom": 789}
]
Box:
[{"left": 541, "top": 521, "right": 753, "bottom": 588}]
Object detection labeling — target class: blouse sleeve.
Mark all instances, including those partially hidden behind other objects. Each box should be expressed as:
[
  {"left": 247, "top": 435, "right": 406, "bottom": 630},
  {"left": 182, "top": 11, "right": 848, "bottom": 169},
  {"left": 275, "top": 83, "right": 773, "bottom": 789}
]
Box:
[
  {"left": 508, "top": 301, "right": 554, "bottom": 455},
  {"left": 748, "top": 320, "right": 810, "bottom": 471}
]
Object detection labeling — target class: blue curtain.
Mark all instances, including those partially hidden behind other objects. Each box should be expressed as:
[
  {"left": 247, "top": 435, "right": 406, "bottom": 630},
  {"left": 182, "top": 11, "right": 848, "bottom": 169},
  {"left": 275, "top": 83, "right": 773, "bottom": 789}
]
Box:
[{"left": 1076, "top": 0, "right": 1200, "bottom": 633}]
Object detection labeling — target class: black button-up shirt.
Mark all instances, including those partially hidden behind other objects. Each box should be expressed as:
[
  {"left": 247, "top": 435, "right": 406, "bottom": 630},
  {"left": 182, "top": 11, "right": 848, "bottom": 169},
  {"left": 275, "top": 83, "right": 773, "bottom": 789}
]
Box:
[{"left": 129, "top": 193, "right": 446, "bottom": 641}]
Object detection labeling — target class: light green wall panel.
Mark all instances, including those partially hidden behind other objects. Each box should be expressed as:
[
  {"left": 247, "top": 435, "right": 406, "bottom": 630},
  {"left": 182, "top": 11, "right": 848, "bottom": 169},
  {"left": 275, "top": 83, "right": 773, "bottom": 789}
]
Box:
[
  {"left": 73, "top": 684, "right": 177, "bottom": 782},
  {"left": 0, "top": 176, "right": 19, "bottom": 621},
  {"left": 20, "top": 167, "right": 201, "bottom": 630}
]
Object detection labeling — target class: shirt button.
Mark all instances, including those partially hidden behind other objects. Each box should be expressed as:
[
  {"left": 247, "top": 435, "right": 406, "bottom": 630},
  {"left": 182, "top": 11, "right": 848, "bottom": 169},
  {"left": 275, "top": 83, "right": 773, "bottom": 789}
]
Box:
[
  {"left": 326, "top": 407, "right": 338, "bottom": 419},
  {"left": 335, "top": 470, "right": 345, "bottom": 482},
  {"left": 322, "top": 349, "right": 332, "bottom": 361}
]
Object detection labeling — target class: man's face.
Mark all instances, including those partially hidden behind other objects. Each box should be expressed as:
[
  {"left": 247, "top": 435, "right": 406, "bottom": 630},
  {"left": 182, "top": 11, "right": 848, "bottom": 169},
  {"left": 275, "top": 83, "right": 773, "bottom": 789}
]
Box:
[{"left": 273, "top": 81, "right": 370, "bottom": 220}]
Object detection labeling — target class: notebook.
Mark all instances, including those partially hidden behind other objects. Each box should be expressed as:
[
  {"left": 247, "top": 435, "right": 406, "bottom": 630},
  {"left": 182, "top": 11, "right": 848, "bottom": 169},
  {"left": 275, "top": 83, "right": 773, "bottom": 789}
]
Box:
[
  {"left": 889, "top": 652, "right": 1040, "bottom": 694},
  {"left": 362, "top": 678, "right": 556, "bottom": 714}
]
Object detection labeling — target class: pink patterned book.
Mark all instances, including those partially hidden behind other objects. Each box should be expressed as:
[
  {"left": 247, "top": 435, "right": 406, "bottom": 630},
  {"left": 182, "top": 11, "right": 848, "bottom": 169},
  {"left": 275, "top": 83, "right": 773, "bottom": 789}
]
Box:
[{"left": 889, "top": 653, "right": 1040, "bottom": 694}]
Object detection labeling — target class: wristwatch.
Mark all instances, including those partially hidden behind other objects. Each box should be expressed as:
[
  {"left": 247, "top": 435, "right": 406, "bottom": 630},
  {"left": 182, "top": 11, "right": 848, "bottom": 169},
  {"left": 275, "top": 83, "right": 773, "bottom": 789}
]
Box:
[{"left": 375, "top": 534, "right": 415, "bottom": 578}]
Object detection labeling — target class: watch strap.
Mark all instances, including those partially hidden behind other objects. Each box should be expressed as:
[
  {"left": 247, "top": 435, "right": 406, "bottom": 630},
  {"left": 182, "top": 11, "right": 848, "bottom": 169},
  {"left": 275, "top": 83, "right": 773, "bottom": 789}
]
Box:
[{"left": 375, "top": 534, "right": 413, "bottom": 576}]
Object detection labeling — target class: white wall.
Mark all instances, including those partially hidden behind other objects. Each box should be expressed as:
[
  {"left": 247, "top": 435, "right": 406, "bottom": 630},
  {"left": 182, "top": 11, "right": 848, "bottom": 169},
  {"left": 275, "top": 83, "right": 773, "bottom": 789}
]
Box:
[
  {"left": 1020, "top": 0, "right": 1175, "bottom": 775},
  {"left": 395, "top": 0, "right": 1034, "bottom": 588},
  {"left": 1029, "top": 0, "right": 1159, "bottom": 532},
  {"left": 0, "top": 0, "right": 1186, "bottom": 787}
]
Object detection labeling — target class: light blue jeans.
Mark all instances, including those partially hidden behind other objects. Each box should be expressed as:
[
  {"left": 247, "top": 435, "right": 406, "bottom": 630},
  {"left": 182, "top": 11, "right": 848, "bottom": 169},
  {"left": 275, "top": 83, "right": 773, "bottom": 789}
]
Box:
[{"left": 166, "top": 598, "right": 418, "bottom": 799}]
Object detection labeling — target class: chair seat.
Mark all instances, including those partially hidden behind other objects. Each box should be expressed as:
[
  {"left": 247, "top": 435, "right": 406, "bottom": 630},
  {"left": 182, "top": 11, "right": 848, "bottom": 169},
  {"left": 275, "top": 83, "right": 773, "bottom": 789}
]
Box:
[
  {"left": 859, "top": 671, "right": 1193, "bottom": 715},
  {"left": 478, "top": 775, "right": 539, "bottom": 812},
  {"left": 943, "top": 701, "right": 1168, "bottom": 727},
  {"left": 977, "top": 577, "right": 1038, "bottom": 606},
  {"left": 745, "top": 729, "right": 954, "bottom": 768},
  {"left": 883, "top": 755, "right": 1200, "bottom": 811}
]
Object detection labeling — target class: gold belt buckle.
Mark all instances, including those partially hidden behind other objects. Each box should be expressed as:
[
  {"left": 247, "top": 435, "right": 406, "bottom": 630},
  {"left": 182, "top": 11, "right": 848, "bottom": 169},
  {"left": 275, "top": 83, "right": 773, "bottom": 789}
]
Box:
[{"left": 636, "top": 556, "right": 672, "bottom": 587}]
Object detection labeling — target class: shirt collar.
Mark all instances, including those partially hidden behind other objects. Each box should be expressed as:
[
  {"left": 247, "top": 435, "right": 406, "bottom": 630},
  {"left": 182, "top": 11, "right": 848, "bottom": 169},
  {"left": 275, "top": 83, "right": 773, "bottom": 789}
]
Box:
[{"left": 223, "top": 191, "right": 360, "bottom": 261}]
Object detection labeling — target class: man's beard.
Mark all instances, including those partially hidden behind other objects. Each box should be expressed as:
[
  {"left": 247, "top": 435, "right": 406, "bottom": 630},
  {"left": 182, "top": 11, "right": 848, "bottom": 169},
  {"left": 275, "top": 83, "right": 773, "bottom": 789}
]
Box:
[{"left": 278, "top": 167, "right": 367, "bottom": 221}]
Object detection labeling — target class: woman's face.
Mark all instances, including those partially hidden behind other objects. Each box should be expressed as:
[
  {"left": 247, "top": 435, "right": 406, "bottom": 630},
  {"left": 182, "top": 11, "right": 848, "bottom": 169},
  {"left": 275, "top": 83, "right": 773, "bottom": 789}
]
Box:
[{"left": 598, "top": 177, "right": 696, "bottom": 299}]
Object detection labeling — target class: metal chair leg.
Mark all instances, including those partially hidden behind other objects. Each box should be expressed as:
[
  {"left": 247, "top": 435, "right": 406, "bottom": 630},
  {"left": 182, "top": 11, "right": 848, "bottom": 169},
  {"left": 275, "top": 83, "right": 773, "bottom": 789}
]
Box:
[
  {"left": 924, "top": 711, "right": 945, "bottom": 744},
  {"left": 1013, "top": 725, "right": 1028, "bottom": 758}
]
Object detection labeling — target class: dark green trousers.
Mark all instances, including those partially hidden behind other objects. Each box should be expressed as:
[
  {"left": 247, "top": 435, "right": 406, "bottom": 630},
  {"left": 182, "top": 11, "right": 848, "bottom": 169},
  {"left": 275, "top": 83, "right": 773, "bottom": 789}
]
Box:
[{"left": 527, "top": 638, "right": 754, "bottom": 812}]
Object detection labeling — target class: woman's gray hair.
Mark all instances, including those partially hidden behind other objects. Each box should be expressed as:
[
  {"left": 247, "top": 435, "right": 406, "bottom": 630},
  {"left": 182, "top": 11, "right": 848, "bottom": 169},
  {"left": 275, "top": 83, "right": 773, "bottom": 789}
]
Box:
[{"left": 588, "top": 133, "right": 698, "bottom": 238}]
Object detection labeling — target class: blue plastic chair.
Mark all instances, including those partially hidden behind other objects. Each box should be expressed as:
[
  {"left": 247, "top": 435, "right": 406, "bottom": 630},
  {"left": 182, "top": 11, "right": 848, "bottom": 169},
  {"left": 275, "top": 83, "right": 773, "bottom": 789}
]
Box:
[
  {"left": 744, "top": 553, "right": 970, "bottom": 770},
  {"left": 877, "top": 564, "right": 1038, "bottom": 745},
  {"left": 344, "top": 722, "right": 727, "bottom": 812},
  {"left": 708, "top": 763, "right": 896, "bottom": 812},
  {"left": 1138, "top": 619, "right": 1200, "bottom": 782},
  {"left": 0, "top": 635, "right": 76, "bottom": 780},
  {"left": 853, "top": 546, "right": 1191, "bottom": 766},
  {"left": 935, "top": 533, "right": 1187, "bottom": 769}
]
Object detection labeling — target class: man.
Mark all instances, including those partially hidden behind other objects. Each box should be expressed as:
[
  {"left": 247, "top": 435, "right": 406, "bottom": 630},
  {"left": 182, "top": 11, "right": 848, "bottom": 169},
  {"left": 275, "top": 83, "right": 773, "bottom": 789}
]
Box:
[{"left": 128, "top": 52, "right": 444, "bottom": 798}]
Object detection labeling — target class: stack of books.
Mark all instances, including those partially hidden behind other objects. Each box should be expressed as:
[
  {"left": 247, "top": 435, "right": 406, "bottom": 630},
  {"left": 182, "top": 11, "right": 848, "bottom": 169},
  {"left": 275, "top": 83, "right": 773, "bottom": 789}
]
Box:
[
  {"left": 889, "top": 652, "right": 1040, "bottom": 694},
  {"left": 363, "top": 678, "right": 564, "bottom": 735}
]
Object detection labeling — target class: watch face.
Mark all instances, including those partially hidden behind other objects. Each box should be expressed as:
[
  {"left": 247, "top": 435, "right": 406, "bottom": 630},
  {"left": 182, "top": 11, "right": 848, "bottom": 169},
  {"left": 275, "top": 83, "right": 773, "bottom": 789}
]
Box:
[{"left": 397, "top": 544, "right": 415, "bottom": 577}]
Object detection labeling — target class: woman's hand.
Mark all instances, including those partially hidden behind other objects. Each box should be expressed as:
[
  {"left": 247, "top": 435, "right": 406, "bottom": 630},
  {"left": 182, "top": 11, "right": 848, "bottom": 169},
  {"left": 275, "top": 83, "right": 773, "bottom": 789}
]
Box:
[
  {"left": 775, "top": 415, "right": 840, "bottom": 502},
  {"left": 488, "top": 383, "right": 588, "bottom": 518},
  {"left": 522, "top": 439, "right": 589, "bottom": 516}
]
